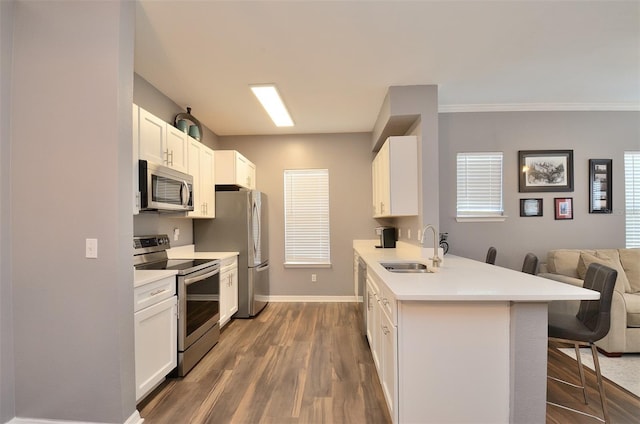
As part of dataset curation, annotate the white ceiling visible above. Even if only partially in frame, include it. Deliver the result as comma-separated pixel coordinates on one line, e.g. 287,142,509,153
134,0,640,136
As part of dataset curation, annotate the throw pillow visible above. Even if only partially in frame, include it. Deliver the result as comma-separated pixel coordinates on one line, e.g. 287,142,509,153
577,251,629,292
619,249,640,293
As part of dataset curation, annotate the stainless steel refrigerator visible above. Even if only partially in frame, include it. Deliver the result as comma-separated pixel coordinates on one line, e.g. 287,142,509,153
194,190,269,317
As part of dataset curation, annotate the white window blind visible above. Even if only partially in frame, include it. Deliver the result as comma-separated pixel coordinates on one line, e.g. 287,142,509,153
625,151,640,248
457,152,504,218
284,169,330,266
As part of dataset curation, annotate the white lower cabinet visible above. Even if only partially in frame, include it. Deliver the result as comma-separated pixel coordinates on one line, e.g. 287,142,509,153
366,275,381,371
219,256,238,328
365,270,398,423
134,277,177,402
380,307,397,419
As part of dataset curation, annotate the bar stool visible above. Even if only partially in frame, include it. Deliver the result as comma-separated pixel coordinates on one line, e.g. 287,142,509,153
485,246,497,264
547,262,617,423
521,253,538,275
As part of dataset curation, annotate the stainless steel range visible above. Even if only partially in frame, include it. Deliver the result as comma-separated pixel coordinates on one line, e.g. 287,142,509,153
133,235,221,376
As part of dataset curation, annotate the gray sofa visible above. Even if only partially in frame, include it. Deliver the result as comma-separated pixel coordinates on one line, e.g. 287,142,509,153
538,248,640,355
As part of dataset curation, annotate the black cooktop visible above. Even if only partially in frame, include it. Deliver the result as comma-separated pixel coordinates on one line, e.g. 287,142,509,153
135,258,218,275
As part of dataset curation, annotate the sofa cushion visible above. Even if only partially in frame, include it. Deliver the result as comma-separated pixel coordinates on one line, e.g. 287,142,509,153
619,248,640,293
577,250,630,293
547,249,588,278
623,293,640,327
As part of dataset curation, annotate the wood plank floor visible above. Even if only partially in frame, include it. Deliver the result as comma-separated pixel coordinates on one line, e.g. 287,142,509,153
139,302,640,424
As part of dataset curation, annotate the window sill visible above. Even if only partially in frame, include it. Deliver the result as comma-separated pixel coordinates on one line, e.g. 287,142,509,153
456,215,507,223
284,262,332,269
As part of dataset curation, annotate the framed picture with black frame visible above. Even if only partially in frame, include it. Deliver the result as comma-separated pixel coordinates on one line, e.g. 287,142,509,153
518,150,574,192
520,198,543,217
589,159,612,214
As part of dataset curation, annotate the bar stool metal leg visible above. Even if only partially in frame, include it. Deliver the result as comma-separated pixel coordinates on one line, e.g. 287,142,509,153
574,343,588,404
547,339,610,423
591,343,610,424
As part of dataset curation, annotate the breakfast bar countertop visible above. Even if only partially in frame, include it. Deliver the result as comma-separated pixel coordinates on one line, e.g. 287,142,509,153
353,239,599,302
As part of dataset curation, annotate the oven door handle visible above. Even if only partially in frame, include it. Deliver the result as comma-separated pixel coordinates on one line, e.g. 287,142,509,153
184,268,220,286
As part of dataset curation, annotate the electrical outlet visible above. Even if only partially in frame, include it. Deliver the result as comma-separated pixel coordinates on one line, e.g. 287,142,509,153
398,228,402,238
173,228,180,241
417,230,422,242
311,274,317,282
407,229,411,239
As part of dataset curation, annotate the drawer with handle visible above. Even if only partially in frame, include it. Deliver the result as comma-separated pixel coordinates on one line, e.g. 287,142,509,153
134,275,176,312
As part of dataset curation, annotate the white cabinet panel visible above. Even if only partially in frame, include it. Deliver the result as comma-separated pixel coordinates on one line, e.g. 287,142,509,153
134,295,177,402
165,125,189,173
138,107,167,167
187,139,215,219
136,105,189,173
372,136,418,218
215,150,256,190
219,256,238,327
381,307,397,419
133,104,140,215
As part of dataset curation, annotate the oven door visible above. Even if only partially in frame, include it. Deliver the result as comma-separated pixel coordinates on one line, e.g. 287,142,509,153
178,264,220,351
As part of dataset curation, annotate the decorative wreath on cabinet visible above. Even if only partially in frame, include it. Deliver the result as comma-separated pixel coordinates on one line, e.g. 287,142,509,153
174,106,203,141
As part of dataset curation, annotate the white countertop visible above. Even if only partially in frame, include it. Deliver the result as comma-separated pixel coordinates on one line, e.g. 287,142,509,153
166,244,239,260
134,269,178,288
354,240,599,302
133,245,238,289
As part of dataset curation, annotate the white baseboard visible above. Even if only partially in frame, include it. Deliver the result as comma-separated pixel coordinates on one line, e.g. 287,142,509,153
267,295,360,302
9,410,143,424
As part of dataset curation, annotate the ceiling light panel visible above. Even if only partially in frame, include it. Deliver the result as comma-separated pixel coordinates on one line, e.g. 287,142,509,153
250,84,294,127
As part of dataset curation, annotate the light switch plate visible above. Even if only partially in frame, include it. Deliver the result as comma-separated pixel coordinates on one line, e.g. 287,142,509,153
85,238,98,258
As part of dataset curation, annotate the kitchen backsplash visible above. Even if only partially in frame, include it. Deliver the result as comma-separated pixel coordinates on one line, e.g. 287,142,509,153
133,213,194,247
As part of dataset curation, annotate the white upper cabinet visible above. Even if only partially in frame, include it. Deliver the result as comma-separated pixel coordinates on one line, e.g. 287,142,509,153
215,150,256,190
165,125,189,173
372,136,418,218
137,106,188,173
187,138,215,219
133,104,140,215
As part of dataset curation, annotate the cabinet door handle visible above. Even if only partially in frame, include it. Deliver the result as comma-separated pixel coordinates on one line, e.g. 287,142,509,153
382,325,390,335
382,298,389,307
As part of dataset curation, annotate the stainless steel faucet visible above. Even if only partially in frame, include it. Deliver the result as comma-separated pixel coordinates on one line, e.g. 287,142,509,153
420,224,442,268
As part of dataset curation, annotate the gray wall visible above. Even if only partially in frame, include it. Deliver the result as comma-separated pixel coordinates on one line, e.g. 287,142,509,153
9,1,136,422
133,73,220,246
0,0,15,421
217,134,377,297
439,111,640,271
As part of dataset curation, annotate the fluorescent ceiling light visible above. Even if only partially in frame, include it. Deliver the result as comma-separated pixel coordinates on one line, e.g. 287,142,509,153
250,84,294,127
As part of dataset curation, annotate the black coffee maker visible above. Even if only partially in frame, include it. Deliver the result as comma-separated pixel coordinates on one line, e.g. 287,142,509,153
375,226,396,248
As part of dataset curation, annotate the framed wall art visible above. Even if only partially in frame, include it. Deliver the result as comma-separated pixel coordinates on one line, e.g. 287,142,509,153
589,159,612,214
520,198,543,217
554,197,573,220
518,150,574,192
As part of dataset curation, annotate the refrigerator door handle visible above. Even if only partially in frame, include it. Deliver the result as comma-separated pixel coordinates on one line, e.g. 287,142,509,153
256,262,269,272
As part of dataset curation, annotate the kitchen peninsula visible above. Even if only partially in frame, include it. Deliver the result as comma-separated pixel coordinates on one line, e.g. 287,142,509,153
354,240,599,424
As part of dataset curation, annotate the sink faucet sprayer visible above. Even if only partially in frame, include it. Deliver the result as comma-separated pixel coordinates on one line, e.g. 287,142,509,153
420,225,442,268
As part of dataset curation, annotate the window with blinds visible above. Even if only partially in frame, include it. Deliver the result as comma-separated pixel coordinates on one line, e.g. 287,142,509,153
284,169,331,267
625,151,640,248
456,152,504,220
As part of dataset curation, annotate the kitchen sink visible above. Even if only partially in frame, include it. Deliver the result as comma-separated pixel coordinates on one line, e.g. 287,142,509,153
379,261,431,273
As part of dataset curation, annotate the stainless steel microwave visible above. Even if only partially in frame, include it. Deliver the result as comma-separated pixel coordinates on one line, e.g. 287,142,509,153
139,160,194,212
